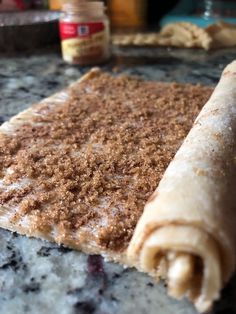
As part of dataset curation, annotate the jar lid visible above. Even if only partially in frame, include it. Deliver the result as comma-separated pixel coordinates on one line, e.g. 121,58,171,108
62,0,104,13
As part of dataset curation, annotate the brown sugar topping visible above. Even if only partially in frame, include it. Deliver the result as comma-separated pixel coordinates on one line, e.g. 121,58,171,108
0,71,213,252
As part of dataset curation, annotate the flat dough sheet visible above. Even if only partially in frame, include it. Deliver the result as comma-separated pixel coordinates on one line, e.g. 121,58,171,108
0,69,211,264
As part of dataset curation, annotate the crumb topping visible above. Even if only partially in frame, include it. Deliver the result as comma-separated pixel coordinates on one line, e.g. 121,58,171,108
0,71,212,251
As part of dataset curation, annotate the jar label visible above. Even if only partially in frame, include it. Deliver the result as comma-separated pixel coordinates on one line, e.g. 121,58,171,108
59,22,109,64
60,22,105,39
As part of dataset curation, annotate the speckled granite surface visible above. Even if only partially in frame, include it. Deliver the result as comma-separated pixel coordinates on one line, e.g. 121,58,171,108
1,46,236,314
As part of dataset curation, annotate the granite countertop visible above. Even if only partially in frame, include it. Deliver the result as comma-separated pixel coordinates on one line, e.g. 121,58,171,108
1,46,236,314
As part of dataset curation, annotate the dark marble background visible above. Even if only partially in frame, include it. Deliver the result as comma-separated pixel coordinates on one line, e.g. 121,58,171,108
0,46,236,314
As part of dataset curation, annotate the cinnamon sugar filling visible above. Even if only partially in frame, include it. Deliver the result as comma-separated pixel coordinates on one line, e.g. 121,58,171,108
0,71,212,251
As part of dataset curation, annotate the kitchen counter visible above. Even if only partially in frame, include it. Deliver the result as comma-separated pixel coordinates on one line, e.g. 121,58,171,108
0,46,236,314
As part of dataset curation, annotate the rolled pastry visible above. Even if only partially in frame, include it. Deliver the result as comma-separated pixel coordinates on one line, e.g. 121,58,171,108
127,61,236,312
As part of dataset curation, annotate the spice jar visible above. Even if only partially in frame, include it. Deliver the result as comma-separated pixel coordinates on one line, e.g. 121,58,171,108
59,0,110,65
